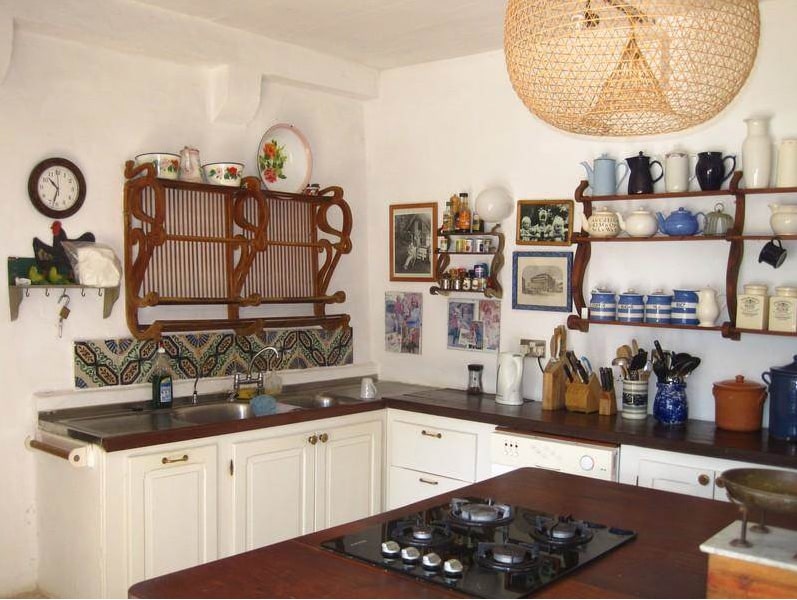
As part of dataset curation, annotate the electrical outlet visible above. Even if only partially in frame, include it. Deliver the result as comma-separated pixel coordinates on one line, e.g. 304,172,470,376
520,338,546,358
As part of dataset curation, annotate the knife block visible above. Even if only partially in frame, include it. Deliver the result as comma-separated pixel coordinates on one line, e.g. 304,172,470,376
541,359,567,411
599,389,618,416
565,373,601,414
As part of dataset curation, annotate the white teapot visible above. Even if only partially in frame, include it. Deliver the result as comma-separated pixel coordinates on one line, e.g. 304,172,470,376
582,206,622,238
619,207,658,238
770,203,797,235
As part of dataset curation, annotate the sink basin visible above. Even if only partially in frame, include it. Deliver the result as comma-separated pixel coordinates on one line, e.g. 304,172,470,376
279,392,360,410
172,402,254,424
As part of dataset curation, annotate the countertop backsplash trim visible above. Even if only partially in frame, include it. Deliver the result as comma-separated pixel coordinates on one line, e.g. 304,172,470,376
74,327,353,388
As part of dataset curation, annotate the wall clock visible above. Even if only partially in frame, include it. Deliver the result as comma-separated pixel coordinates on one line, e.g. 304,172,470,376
27,157,87,218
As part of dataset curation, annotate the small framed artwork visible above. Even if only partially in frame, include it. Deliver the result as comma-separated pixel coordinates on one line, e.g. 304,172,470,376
447,299,501,352
516,200,574,245
385,292,423,354
389,203,437,281
512,251,573,312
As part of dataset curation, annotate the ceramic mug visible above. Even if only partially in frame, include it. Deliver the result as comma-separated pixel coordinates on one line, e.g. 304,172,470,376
360,377,377,399
758,237,787,269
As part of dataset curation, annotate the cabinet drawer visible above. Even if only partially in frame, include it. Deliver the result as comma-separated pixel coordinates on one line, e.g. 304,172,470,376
637,459,715,499
390,419,478,482
387,466,468,510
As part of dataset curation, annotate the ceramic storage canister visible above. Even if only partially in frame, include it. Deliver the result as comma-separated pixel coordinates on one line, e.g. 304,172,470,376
712,375,767,432
617,290,645,323
671,289,700,325
736,284,769,330
644,290,672,324
590,288,617,322
768,286,797,333
762,355,797,441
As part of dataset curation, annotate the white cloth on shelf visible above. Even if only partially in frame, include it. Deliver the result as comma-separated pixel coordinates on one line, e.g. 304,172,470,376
62,242,122,287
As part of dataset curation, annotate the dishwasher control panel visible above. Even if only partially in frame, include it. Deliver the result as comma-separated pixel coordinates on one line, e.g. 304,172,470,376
490,431,618,481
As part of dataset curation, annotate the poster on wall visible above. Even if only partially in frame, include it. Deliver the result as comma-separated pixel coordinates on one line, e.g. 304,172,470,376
447,299,501,352
389,203,437,282
385,292,423,354
512,251,573,312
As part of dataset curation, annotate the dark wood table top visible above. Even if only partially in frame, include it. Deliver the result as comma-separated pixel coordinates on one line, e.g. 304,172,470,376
129,468,748,599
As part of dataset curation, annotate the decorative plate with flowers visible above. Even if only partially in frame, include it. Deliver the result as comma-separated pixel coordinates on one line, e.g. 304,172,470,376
257,124,313,193
258,139,287,184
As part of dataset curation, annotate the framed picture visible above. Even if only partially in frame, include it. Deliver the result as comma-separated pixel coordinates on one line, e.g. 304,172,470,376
512,251,573,312
516,200,574,245
385,292,423,354
447,299,501,352
389,203,437,281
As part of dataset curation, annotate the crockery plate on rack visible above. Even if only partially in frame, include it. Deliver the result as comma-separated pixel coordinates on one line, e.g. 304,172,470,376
257,123,313,193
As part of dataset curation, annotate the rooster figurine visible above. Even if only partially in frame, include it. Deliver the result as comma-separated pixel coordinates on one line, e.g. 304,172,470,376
33,221,95,282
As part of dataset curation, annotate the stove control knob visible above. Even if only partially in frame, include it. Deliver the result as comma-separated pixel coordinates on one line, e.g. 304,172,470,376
381,540,401,558
422,552,442,570
443,558,464,576
401,546,421,563
579,455,595,471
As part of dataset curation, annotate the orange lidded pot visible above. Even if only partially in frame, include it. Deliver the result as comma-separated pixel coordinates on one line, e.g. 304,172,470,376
712,375,767,432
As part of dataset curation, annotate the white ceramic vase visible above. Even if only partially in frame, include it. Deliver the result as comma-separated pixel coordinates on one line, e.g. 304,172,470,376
777,139,797,187
742,117,773,189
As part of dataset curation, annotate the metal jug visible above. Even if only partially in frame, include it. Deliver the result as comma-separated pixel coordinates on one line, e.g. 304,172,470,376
704,202,734,236
626,152,664,194
580,154,629,196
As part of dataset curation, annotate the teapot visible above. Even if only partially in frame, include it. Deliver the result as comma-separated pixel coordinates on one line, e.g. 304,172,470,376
582,206,622,238
769,203,797,235
619,207,658,238
656,207,706,236
626,151,664,194
580,154,629,196
704,202,734,236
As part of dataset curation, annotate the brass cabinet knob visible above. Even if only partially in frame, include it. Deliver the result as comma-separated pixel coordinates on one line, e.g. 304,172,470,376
698,474,711,486
308,434,318,445
319,433,329,443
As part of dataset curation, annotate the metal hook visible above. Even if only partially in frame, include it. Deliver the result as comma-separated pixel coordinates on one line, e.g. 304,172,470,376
81,288,86,297
45,288,50,297
58,291,71,306
25,289,30,298
98,289,103,297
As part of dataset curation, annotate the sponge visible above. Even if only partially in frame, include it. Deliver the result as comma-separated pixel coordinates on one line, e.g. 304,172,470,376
250,394,277,416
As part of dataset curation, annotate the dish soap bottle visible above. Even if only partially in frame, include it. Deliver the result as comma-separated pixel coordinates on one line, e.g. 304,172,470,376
151,343,174,408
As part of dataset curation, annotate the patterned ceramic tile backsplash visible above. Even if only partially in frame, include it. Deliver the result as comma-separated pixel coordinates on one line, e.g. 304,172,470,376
74,327,353,388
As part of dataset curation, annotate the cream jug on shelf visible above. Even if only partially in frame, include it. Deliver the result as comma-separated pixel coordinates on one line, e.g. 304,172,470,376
496,352,524,406
664,151,696,193
696,287,725,327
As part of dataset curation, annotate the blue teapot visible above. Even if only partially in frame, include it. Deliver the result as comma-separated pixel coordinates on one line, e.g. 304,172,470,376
656,207,706,236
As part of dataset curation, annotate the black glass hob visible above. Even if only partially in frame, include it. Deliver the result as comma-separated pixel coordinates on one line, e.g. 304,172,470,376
320,497,636,599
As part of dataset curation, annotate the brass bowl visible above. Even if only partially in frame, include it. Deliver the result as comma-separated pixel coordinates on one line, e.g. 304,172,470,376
717,468,797,515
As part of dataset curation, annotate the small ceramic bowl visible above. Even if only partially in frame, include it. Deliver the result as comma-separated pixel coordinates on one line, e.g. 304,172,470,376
202,163,245,187
135,153,180,179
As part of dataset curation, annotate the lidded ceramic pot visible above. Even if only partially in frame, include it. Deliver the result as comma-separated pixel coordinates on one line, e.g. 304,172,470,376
736,284,769,330
644,290,672,324
713,375,767,432
590,288,617,322
617,289,644,323
762,355,797,441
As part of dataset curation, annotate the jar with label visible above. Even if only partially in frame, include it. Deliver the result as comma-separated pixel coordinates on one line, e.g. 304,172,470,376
474,238,485,253
462,276,471,291
736,284,769,330
769,286,797,332
464,239,473,253
440,272,451,290
437,236,449,252
483,238,492,253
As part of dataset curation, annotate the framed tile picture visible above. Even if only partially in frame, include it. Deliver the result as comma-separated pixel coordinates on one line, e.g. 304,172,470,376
389,203,437,282
512,251,573,312
516,200,574,245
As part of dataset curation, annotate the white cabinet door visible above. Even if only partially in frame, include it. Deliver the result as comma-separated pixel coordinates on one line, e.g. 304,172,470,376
315,420,382,529
128,444,218,585
231,432,315,553
636,458,716,499
387,466,469,510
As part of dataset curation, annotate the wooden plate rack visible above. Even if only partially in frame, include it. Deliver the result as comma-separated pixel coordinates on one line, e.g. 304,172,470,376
123,161,352,340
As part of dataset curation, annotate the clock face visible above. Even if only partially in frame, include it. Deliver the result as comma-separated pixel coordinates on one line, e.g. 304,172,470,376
28,157,86,218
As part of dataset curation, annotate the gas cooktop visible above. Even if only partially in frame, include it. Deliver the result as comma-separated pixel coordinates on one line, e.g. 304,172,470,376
321,497,636,599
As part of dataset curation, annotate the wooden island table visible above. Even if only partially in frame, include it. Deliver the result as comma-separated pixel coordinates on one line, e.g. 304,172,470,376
129,467,759,598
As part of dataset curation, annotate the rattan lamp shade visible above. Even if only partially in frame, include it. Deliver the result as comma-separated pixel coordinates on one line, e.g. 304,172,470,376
504,0,760,137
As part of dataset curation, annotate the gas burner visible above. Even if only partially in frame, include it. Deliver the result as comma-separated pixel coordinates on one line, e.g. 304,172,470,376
476,542,539,573
529,514,594,548
449,497,514,527
390,520,452,548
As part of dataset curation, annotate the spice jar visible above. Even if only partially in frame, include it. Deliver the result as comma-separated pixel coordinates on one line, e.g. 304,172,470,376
440,272,451,290
769,286,797,332
467,364,484,394
736,284,769,330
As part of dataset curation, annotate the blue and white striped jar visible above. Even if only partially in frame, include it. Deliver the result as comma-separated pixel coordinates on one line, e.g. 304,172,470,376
671,289,700,325
589,288,617,321
617,289,645,323
645,290,673,324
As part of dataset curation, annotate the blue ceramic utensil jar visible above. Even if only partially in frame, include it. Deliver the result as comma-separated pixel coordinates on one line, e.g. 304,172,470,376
762,355,797,441
654,381,688,425
671,289,700,325
617,289,645,322
590,288,617,321
645,290,673,324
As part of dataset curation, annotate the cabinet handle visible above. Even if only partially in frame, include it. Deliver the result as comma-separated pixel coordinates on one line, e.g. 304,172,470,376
161,454,188,464
419,477,439,485
308,434,318,445
421,429,442,439
698,474,711,487
319,433,329,443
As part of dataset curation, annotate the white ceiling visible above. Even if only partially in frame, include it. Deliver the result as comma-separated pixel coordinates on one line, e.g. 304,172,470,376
131,0,507,69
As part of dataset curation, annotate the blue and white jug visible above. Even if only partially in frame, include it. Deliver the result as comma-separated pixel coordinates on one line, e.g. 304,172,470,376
590,288,617,321
617,289,645,323
645,290,673,324
671,289,700,325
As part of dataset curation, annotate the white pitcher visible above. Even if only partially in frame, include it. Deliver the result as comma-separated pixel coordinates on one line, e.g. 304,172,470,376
696,287,725,327
777,139,797,187
664,151,696,193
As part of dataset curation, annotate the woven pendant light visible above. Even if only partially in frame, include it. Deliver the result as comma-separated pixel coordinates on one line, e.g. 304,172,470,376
504,0,760,137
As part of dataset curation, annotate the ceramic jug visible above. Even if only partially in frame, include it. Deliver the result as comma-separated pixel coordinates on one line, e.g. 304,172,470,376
704,202,734,236
656,207,706,236
769,203,797,235
626,152,663,194
742,117,772,189
664,152,696,193
178,146,203,182
671,289,700,325
696,287,725,327
582,206,622,238
619,208,658,237
695,152,736,191
777,139,797,187
580,154,629,196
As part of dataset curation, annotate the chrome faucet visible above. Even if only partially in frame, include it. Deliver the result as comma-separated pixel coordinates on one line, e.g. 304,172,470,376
192,357,214,404
232,345,280,399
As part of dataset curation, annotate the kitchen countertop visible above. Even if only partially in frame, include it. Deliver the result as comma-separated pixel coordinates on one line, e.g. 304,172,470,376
128,467,751,598
39,381,796,467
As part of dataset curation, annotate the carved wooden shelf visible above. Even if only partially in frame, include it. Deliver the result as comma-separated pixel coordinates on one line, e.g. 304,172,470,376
572,234,729,243
567,315,724,334
123,161,352,340
430,225,505,299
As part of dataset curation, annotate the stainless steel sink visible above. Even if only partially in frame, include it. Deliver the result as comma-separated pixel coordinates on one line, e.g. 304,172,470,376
278,392,361,409
172,402,255,424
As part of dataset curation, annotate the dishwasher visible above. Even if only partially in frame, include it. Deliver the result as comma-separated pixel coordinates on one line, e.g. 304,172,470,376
490,429,619,482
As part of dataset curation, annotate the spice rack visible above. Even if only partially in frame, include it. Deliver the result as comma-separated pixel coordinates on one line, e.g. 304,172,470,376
565,172,797,340
429,226,505,298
